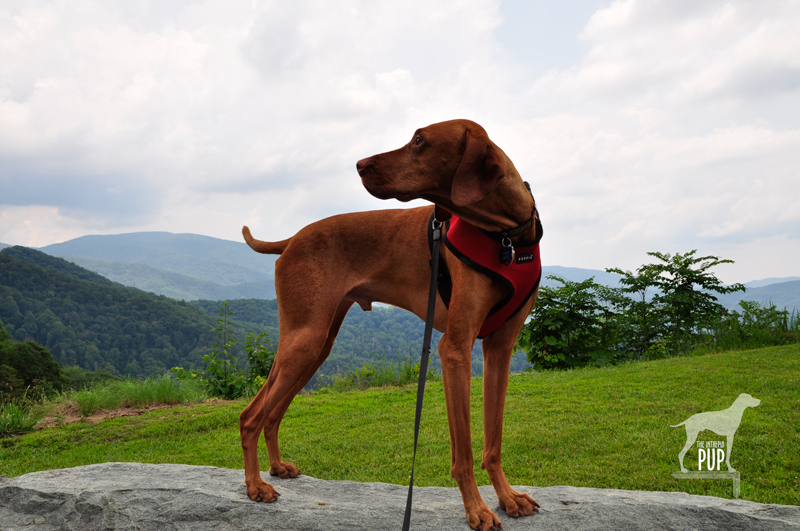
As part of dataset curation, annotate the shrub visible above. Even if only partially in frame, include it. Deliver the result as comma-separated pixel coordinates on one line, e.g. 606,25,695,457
517,276,622,370
173,303,277,399
61,366,120,391
608,251,745,356
200,302,247,399
245,330,275,381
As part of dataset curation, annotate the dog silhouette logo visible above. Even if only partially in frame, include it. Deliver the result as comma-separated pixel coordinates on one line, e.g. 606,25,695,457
671,393,760,473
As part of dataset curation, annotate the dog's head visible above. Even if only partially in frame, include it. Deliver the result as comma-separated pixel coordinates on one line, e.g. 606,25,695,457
356,119,507,209
735,393,761,409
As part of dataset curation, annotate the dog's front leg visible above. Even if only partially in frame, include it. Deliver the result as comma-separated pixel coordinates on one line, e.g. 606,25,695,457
438,279,503,531
480,304,540,519
439,332,502,531
725,433,736,471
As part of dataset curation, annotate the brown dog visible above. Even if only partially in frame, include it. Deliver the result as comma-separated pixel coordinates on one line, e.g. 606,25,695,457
239,119,540,530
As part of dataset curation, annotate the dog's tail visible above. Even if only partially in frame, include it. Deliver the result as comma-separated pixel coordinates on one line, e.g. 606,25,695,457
242,226,291,255
670,420,686,428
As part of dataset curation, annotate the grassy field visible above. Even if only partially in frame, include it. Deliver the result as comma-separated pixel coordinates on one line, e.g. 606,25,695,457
1,344,798,505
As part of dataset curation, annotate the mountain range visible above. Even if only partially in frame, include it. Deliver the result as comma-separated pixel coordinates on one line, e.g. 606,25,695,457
716,280,800,313
40,232,278,300
27,232,797,311
1,232,796,379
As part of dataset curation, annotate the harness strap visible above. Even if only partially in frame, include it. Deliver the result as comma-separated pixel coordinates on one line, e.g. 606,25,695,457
501,214,534,239
402,217,441,531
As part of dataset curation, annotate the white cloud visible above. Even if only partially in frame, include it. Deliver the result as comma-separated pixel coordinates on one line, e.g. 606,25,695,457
0,0,798,283
496,0,800,281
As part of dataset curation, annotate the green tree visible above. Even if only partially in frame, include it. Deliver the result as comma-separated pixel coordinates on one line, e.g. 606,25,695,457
0,319,66,399
202,302,246,398
605,266,663,358
0,364,23,398
638,251,744,352
516,276,622,370
0,320,9,343
244,329,275,381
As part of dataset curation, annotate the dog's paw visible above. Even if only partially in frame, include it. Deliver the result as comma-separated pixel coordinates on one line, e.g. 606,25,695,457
269,461,301,478
466,503,503,531
499,489,540,518
247,480,280,503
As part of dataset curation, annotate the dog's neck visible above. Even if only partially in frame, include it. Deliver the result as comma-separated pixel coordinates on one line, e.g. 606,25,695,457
443,168,537,242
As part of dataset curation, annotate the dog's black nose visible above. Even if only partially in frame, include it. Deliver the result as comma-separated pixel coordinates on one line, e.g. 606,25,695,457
356,157,372,174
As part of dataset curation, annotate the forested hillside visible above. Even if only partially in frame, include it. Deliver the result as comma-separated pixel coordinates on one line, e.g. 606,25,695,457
190,299,530,377
3,247,118,287
0,248,517,382
192,299,441,372
191,299,446,377
66,257,275,301
0,247,219,376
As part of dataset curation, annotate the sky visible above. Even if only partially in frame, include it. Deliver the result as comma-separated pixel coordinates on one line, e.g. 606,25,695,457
1,0,798,284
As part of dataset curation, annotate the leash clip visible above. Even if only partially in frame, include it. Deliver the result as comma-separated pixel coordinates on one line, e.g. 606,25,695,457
500,237,515,266
431,217,443,242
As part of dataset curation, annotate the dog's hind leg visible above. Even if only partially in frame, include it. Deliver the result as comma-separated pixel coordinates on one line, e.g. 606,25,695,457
263,300,353,478
677,426,699,472
240,298,350,502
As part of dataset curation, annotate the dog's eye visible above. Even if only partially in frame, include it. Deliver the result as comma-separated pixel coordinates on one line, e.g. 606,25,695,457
415,136,422,145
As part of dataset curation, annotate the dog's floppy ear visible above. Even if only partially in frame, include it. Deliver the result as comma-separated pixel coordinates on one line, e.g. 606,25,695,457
451,128,505,206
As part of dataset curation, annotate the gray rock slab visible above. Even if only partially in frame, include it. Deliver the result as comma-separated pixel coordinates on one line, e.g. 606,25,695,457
1,462,798,531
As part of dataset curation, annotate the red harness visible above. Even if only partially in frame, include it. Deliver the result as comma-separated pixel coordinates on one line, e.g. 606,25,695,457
429,210,543,338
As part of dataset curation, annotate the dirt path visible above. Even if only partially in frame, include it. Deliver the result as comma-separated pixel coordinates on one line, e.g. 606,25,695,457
34,399,230,429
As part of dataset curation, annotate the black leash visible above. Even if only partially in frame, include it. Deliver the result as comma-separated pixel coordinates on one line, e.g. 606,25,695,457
402,216,442,531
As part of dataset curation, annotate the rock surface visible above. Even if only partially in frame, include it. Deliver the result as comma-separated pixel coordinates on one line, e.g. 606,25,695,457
1,462,799,531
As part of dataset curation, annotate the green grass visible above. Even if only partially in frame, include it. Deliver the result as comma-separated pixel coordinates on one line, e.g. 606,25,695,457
1,345,798,506
316,355,440,391
0,402,38,437
0,375,207,437
66,374,208,416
